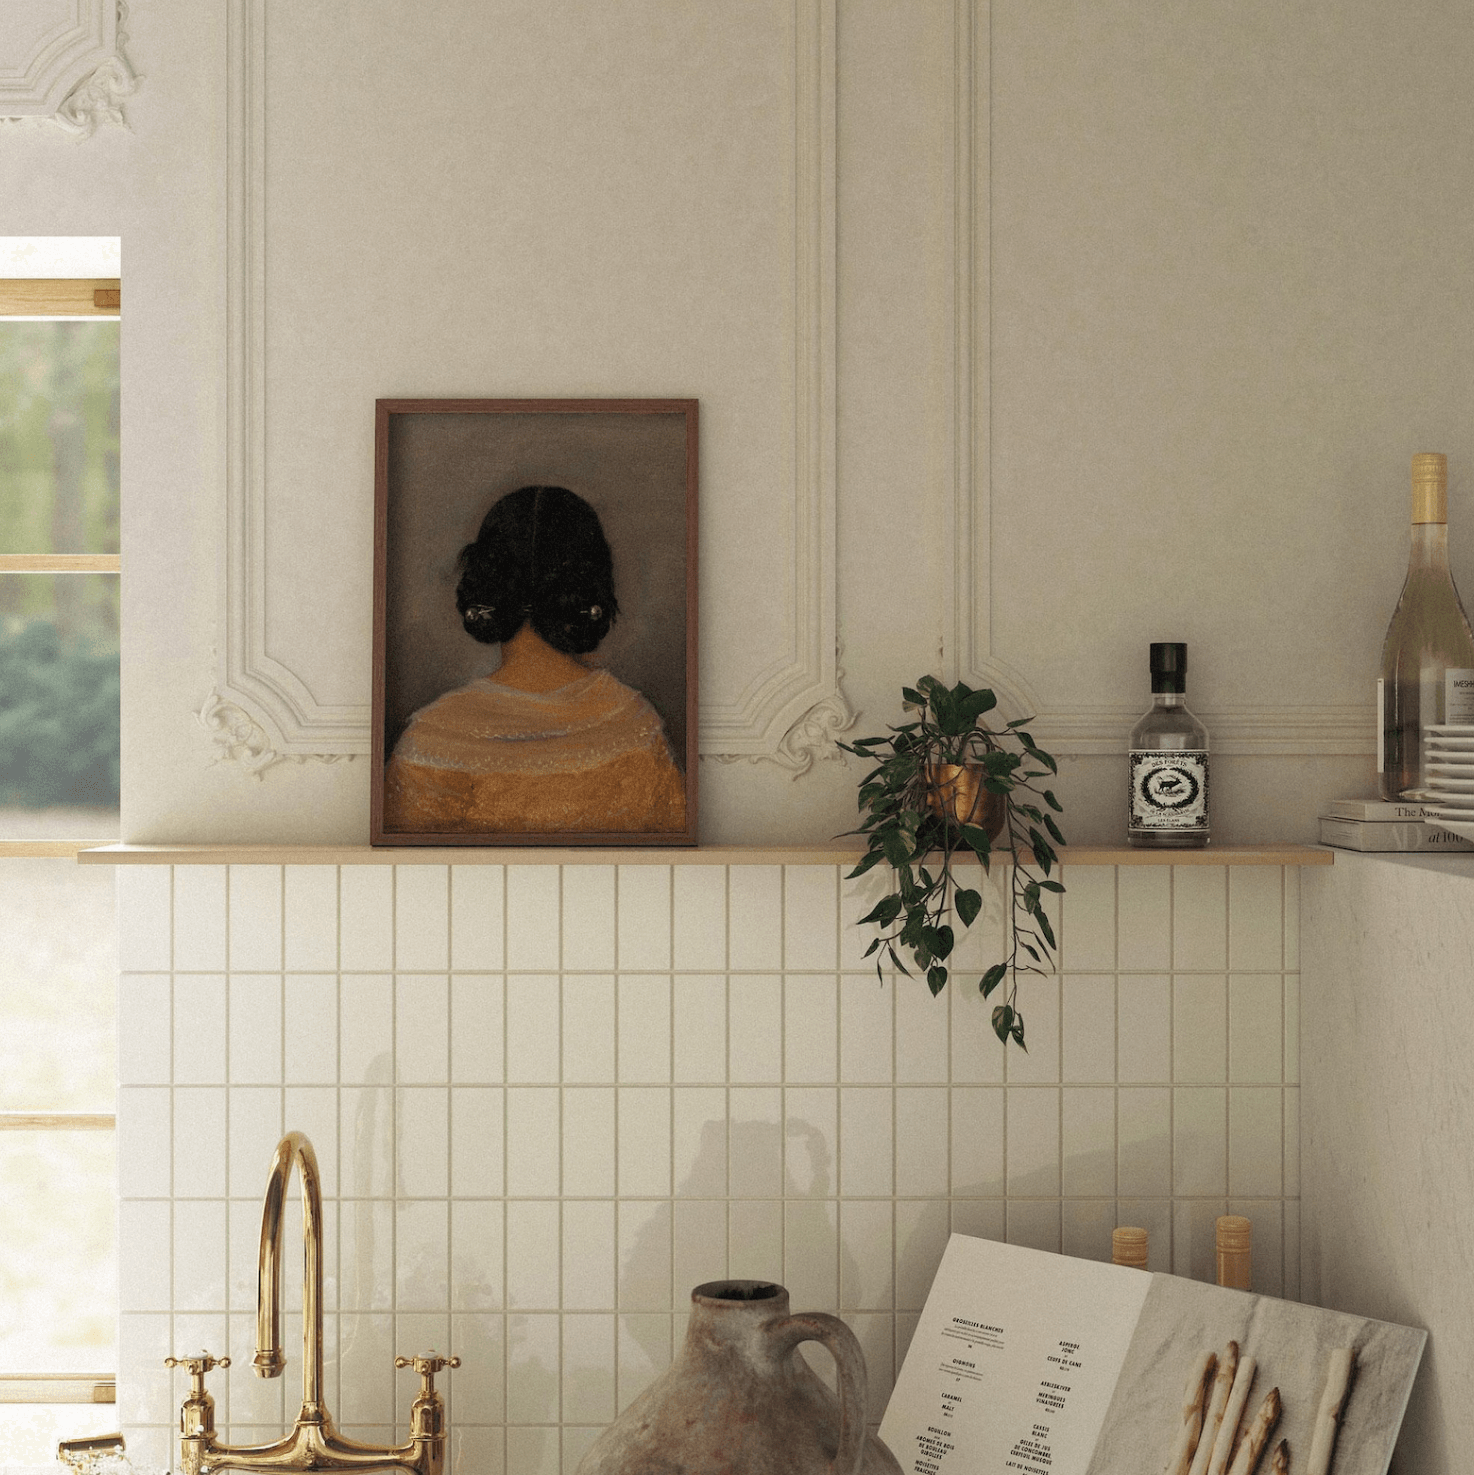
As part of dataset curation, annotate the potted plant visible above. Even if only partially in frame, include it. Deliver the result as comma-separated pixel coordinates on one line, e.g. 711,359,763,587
838,675,1066,1048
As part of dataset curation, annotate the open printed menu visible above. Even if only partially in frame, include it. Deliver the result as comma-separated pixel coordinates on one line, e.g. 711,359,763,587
879,1236,1425,1475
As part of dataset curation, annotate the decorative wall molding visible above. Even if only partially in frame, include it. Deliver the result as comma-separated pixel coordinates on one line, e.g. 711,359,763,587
695,0,847,760
215,0,848,770
1031,705,1375,758
956,1,1370,759
0,0,137,138
197,690,356,777
707,645,857,777
952,1,1041,727
216,0,368,758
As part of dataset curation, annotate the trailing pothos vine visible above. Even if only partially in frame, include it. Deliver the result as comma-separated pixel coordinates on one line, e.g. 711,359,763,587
838,676,1066,1049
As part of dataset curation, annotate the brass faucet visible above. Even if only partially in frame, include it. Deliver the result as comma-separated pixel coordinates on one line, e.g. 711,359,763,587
167,1132,459,1475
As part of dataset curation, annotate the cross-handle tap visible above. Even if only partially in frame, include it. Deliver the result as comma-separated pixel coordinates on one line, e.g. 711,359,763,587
165,1352,231,1475
395,1353,459,1444
168,1135,463,1475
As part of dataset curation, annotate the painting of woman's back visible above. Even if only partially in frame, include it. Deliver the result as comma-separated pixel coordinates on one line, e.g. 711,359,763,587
373,402,697,845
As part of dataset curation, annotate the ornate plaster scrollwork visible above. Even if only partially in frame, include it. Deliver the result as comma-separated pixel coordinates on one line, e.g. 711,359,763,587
49,54,136,139
707,653,858,778
770,686,859,776
0,1,137,139
197,690,355,778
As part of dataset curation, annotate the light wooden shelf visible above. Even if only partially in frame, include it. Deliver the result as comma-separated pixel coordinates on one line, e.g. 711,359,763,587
72,842,1334,867
0,839,118,858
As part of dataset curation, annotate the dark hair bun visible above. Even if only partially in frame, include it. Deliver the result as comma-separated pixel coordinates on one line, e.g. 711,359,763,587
456,485,618,655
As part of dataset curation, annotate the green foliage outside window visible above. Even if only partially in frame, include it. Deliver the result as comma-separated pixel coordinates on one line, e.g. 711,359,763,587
0,617,119,807
0,320,120,809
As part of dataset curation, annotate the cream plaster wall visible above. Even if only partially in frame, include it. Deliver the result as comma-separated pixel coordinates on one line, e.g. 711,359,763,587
7,1,1474,843
1301,852,1474,1475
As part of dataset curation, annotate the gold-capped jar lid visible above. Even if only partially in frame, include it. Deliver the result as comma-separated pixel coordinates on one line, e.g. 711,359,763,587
1412,451,1448,524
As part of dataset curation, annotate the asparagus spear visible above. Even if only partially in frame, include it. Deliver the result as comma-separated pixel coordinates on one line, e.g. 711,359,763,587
1165,1351,1217,1475
1206,1355,1257,1475
1270,1440,1290,1475
1226,1387,1281,1475
1189,1343,1239,1475
1305,1348,1356,1475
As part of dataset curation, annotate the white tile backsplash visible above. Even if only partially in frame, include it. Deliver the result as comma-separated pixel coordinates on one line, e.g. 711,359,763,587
283,866,338,971
120,973,173,1085
1061,974,1115,1084
1115,866,1171,971
1060,865,1115,971
450,866,505,971
561,867,616,971
1228,866,1283,971
173,867,227,972
784,866,838,970
671,972,726,1082
1172,974,1226,1083
506,867,560,971
1228,973,1283,1084
118,859,1302,1462
1172,865,1227,970
727,866,782,970
395,866,449,971
671,866,726,971
118,867,171,971
339,869,394,972
617,865,672,971
229,867,283,971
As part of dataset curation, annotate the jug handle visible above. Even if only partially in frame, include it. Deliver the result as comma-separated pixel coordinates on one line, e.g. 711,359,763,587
772,1312,868,1475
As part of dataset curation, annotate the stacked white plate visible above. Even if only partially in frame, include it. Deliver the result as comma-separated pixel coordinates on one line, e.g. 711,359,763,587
1421,724,1474,839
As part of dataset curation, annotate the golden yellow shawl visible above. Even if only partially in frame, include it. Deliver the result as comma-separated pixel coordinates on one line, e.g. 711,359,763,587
383,669,686,835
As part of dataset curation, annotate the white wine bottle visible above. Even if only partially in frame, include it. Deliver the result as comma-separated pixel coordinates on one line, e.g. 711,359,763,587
1215,1214,1252,1291
1379,452,1474,800
1128,642,1210,847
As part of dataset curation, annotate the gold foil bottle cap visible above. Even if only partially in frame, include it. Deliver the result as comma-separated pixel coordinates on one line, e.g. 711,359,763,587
1412,451,1448,524
1111,1226,1148,1269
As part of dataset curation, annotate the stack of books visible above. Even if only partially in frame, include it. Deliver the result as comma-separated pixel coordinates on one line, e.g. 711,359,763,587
1319,798,1474,851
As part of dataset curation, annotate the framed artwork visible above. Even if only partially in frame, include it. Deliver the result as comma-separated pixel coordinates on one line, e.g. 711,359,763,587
371,398,698,846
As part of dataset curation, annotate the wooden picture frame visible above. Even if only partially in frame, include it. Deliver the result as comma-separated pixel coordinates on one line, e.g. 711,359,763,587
371,399,698,847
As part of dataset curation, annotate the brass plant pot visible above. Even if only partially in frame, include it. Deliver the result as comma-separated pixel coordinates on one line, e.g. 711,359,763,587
928,762,1007,840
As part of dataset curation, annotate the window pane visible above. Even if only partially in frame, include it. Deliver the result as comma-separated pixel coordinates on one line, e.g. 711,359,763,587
0,1405,120,1467
0,320,119,555
0,860,116,1112
0,1130,116,1375
0,572,119,828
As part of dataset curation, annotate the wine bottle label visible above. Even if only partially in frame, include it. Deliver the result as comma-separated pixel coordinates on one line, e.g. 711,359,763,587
1377,678,1385,772
1128,751,1209,829
1446,668,1474,724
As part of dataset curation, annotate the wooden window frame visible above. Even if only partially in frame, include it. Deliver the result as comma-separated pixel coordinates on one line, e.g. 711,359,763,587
0,279,121,856
0,277,121,1410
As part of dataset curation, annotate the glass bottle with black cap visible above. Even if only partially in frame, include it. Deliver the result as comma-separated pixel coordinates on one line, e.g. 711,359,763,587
1127,642,1210,848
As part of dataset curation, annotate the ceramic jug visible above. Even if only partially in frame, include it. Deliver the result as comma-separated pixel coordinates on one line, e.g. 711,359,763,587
576,1280,903,1475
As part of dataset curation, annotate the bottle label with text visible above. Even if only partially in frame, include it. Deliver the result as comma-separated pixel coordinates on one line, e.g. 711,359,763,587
1445,668,1474,724
1128,751,1209,830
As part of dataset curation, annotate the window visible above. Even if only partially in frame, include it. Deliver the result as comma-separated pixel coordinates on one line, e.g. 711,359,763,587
0,239,120,1462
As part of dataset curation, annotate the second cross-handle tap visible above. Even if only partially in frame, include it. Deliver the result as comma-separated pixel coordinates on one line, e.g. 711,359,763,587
165,1353,231,1475
395,1354,459,1447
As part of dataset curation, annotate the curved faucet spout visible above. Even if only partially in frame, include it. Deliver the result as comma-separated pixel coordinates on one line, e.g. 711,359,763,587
253,1132,325,1418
